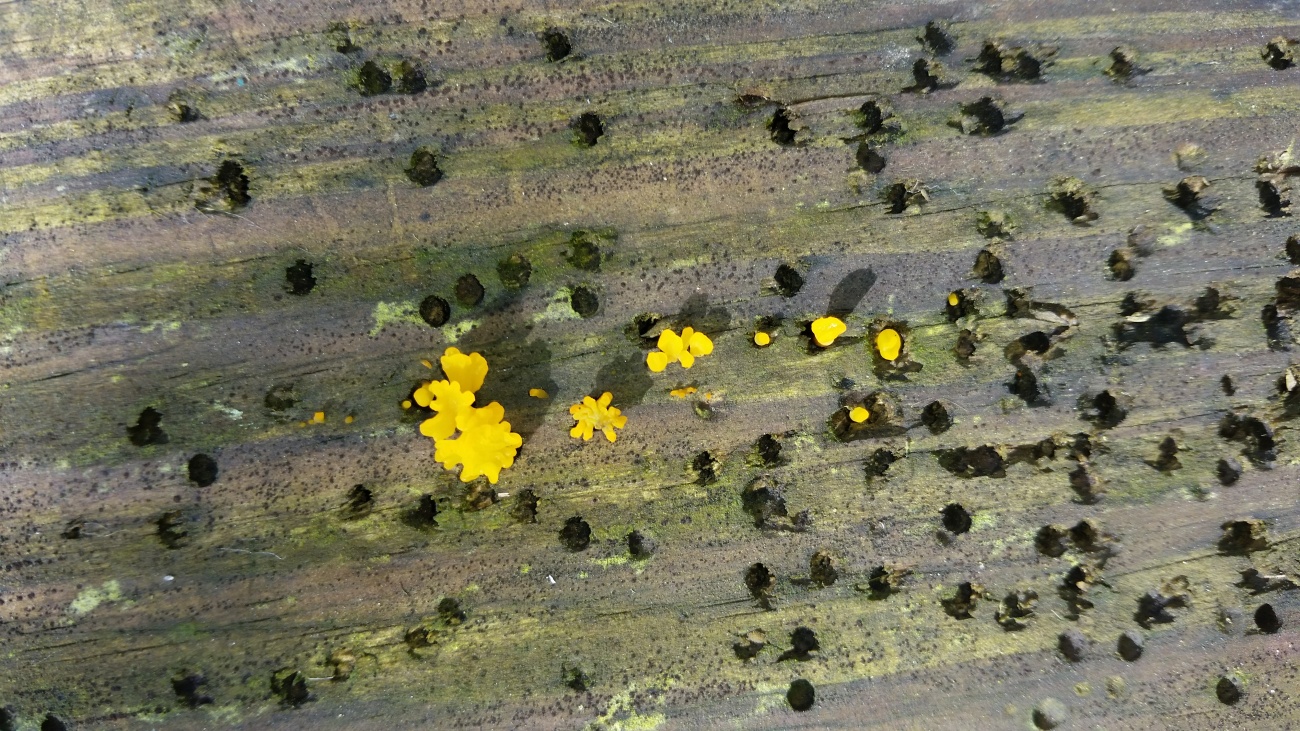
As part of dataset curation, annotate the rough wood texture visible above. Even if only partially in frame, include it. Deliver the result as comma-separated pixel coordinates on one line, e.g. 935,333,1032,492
2,0,1299,728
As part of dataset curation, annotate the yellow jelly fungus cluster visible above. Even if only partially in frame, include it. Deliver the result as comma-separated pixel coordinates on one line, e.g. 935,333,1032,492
669,386,697,398
876,328,903,361
849,406,870,423
753,331,772,347
569,392,628,442
646,327,714,372
810,316,847,347
947,292,960,307
415,347,522,484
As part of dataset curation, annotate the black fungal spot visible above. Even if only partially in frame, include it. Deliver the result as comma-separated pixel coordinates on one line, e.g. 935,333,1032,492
627,530,656,559
949,96,1021,135
327,21,359,53
768,107,796,145
1219,519,1268,553
690,451,720,485
863,565,910,599
565,230,606,271
1165,175,1218,220
1017,331,1052,355
572,112,604,147
271,668,310,707
453,273,485,307
1217,457,1242,486
562,665,589,692
169,100,202,123
856,99,892,133
1009,366,1043,403
745,562,775,608
1108,248,1134,281
559,516,591,551
831,391,905,441
40,716,66,731
742,474,789,529
995,589,1038,630
405,147,442,187
511,489,539,523
1287,234,1300,264
541,28,571,62
0,707,14,731
1220,414,1276,462
973,248,1004,283
755,433,783,467
1035,524,1069,557
975,40,1056,81
1057,629,1087,662
862,448,901,480
1105,46,1147,79
1135,581,1189,627
1114,304,1196,347
1047,176,1097,224
1033,699,1069,730
920,401,952,434
774,263,804,297
187,454,218,487
156,510,188,549
1216,675,1244,705
403,494,439,529
954,329,978,361
976,209,1014,239
1117,630,1144,661
908,57,952,92
211,160,250,211
941,503,972,534
392,59,426,94
786,679,815,711
881,179,928,213
418,295,450,327
1263,36,1298,70
497,254,532,289
264,384,297,412
128,406,168,446
942,581,986,619
918,20,956,55
569,286,599,318
437,597,466,625
1254,603,1282,633
355,60,392,95
778,627,819,661
732,629,767,660
285,259,316,296
62,517,84,539
856,141,886,173
344,484,373,519
172,673,214,708
937,445,1005,478
1083,390,1127,428
945,289,977,321
1069,463,1104,503
1257,177,1291,217
809,551,837,587
626,312,661,345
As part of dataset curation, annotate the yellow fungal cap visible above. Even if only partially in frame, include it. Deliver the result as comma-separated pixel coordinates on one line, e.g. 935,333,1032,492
401,399,413,410
876,328,903,361
947,292,959,307
849,406,870,423
647,326,713,372
433,401,522,484
569,391,628,443
669,386,697,398
440,347,488,393
754,331,772,347
312,411,326,423
529,387,549,399
417,379,476,442
344,415,355,424
811,316,847,347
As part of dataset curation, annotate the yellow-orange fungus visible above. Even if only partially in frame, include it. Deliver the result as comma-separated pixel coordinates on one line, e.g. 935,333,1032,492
312,411,325,423
345,415,355,424
440,347,488,393
529,388,549,399
754,331,772,347
401,400,412,410
849,406,870,423
876,328,903,361
569,391,628,443
947,292,959,307
670,386,697,398
421,359,433,369
647,327,714,372
433,402,522,484
811,316,847,347
418,379,475,441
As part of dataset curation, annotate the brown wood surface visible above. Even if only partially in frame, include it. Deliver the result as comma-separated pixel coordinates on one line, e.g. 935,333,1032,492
1,0,1299,728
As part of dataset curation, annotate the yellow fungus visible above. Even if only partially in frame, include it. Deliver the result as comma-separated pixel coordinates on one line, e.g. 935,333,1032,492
440,347,488,393
947,292,959,307
401,400,412,410
754,331,772,347
876,328,903,361
810,316,847,347
344,415,355,424
529,387,549,399
433,402,522,483
420,359,433,369
647,326,714,372
849,406,870,423
312,411,326,423
669,386,697,398
569,392,628,443
418,380,475,442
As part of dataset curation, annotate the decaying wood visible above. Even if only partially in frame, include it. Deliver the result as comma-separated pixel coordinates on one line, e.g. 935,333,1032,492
1,0,1299,728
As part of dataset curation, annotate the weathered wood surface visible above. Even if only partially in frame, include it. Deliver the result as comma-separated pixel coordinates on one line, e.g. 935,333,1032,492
2,0,1300,728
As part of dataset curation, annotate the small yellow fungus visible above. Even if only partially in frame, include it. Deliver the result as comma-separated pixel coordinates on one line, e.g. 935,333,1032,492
849,406,870,423
344,415,355,424
401,400,412,410
947,292,959,307
312,411,326,423
876,328,903,361
810,316,847,347
417,379,475,441
754,331,772,347
669,386,698,398
529,387,549,399
440,347,488,393
433,402,522,484
420,359,433,369
569,392,628,443
646,326,714,372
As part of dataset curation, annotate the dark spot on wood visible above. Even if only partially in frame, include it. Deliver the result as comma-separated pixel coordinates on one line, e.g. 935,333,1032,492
128,406,168,446
343,484,373,519
745,562,775,608
863,448,901,479
285,259,316,295
541,29,571,62
40,716,66,731
881,179,928,213
941,503,972,534
1069,463,1104,503
954,328,978,360
1262,36,1298,69
402,494,439,529
559,516,591,551
768,107,797,145
271,668,310,707
562,665,589,692
774,263,804,297
862,565,910,599
937,445,1005,478
856,141,886,173
975,40,1056,81
1217,457,1242,486
689,450,719,485
976,209,1014,239
856,99,892,133
732,629,766,660
1082,389,1127,428
942,581,987,619
1219,414,1276,462
511,489,538,523
973,248,1004,283
1057,629,1087,661
418,295,450,326
405,147,442,187
264,384,296,411
572,112,604,147
1134,579,1189,627
949,96,1021,135
156,510,188,549
786,679,815,711
1117,630,1144,661
1216,674,1244,705
1257,176,1291,217
809,550,837,587
920,401,952,433
453,273,485,307
392,60,426,94
569,285,599,318
1047,176,1097,224
778,627,819,661
1105,46,1147,79
907,57,952,92
627,530,655,559
1219,519,1268,553
497,254,532,289
172,673,214,707
995,589,1038,630
564,231,606,271
1108,248,1134,280
918,20,955,55
754,433,783,467
187,454,218,487
355,60,392,95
